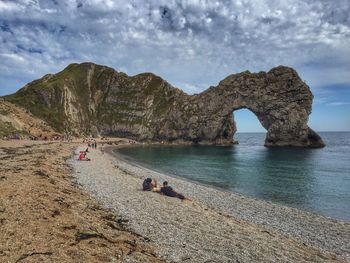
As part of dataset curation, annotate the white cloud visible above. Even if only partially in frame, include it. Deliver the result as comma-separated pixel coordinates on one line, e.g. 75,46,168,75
0,0,349,96
0,53,26,62
0,1,21,12
327,102,350,107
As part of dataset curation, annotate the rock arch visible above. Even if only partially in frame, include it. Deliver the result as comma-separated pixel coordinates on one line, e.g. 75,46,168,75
4,62,325,147
173,66,325,147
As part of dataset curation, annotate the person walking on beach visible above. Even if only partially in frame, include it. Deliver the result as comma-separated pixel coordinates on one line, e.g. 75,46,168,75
160,181,185,200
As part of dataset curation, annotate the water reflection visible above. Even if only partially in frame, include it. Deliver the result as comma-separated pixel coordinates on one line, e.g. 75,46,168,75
116,132,350,221
250,148,315,208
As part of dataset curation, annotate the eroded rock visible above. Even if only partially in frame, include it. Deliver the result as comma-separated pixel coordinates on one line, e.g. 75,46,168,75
3,63,325,147
183,66,325,147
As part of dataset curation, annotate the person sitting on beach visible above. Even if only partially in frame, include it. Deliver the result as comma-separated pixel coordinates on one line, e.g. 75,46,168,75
78,151,91,161
142,178,159,192
160,181,185,200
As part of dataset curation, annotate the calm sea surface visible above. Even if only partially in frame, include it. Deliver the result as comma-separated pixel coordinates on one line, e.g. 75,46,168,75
115,132,350,221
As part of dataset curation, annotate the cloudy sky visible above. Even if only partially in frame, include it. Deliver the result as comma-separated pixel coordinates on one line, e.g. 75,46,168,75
0,0,349,132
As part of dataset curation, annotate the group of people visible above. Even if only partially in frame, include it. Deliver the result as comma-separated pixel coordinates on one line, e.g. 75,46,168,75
142,178,185,200
83,139,97,149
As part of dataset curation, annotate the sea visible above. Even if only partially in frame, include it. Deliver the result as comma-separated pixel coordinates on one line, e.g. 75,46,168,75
115,132,350,222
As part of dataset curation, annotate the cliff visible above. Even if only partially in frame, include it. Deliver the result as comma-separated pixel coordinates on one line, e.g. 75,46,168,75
3,62,325,147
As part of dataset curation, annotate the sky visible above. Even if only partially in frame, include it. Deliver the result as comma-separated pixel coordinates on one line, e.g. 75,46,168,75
0,0,349,132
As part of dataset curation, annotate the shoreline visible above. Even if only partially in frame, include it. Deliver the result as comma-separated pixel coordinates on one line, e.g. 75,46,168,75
110,145,240,195
112,144,349,223
109,146,350,255
72,143,350,262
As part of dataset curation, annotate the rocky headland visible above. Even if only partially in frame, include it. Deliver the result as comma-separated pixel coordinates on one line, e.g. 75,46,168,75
2,62,324,147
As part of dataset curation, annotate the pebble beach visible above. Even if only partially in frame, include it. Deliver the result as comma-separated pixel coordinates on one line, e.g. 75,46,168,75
72,144,350,263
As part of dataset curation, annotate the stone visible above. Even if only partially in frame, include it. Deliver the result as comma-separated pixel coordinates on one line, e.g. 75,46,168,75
3,62,325,147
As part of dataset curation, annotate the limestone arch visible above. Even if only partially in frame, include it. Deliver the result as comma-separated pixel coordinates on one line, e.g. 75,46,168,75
186,66,325,147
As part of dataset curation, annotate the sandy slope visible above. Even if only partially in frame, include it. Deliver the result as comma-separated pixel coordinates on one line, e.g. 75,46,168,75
0,99,57,138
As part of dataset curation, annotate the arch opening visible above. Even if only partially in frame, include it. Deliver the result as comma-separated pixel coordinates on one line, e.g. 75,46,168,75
233,108,267,144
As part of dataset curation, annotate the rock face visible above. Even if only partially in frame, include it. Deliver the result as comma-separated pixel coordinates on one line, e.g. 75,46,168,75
3,62,325,147
187,66,325,147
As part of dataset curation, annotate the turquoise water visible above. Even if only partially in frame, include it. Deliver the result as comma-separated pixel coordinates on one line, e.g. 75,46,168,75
115,132,350,221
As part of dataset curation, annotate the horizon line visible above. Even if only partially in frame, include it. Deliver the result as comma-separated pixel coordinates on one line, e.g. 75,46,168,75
235,130,350,133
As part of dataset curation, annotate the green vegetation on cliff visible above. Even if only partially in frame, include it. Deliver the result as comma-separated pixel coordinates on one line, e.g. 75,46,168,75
1,62,324,147
3,62,181,137
0,120,18,137
5,81,67,132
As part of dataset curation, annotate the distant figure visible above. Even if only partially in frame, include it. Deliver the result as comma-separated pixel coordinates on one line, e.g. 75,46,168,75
160,181,185,200
78,151,91,161
143,178,159,192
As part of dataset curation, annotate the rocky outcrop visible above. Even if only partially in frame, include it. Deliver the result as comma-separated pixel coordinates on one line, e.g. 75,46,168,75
3,62,325,147
182,66,325,147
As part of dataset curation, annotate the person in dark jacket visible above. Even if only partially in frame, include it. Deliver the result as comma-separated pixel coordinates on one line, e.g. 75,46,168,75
160,181,185,200
142,178,159,192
